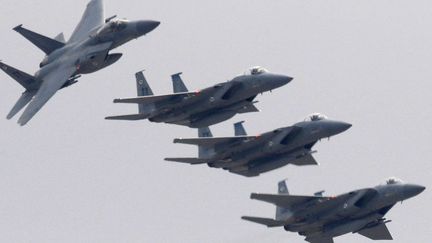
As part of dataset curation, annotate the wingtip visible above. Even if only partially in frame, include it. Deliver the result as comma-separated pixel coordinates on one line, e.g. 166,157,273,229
13,24,23,31
136,69,145,74
113,99,120,103
171,72,183,77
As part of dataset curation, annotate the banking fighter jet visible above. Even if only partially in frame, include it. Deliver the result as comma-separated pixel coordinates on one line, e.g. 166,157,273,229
0,0,160,125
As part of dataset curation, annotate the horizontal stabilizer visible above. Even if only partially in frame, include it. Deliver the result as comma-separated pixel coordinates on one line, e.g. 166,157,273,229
113,91,197,104
358,222,393,240
291,154,318,166
13,25,65,55
0,61,41,90
105,113,150,120
173,135,256,147
250,193,326,209
54,32,66,43
241,216,285,227
164,157,212,164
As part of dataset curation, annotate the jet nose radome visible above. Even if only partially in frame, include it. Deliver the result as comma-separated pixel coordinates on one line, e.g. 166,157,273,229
403,184,426,199
325,121,352,137
279,75,293,86
267,74,293,90
136,20,160,36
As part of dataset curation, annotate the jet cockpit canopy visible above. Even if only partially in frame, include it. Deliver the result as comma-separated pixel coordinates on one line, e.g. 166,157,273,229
99,19,128,35
386,177,404,185
244,66,268,75
305,113,328,122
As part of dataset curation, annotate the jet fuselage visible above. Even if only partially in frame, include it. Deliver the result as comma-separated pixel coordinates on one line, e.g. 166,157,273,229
38,19,160,75
284,182,425,239
148,72,292,127
207,118,351,175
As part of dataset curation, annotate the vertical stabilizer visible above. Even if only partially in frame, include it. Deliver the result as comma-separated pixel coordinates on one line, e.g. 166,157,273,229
53,32,66,43
198,127,213,158
135,70,154,114
198,127,213,138
276,180,291,220
171,72,188,93
234,121,247,136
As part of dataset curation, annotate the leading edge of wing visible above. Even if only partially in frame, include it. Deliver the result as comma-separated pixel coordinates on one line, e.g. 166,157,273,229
241,216,285,227
113,91,198,104
173,136,257,147
250,193,328,209
164,157,212,164
69,0,104,43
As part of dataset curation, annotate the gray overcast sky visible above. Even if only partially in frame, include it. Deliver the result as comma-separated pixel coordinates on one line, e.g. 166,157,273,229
0,0,431,242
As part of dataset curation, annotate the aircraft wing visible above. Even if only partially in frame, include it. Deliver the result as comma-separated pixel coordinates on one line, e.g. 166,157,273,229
113,91,198,105
305,236,334,243
358,223,393,240
173,136,257,147
69,0,104,43
105,113,151,121
291,153,318,166
164,157,213,164
241,216,285,227
17,63,77,125
250,193,329,209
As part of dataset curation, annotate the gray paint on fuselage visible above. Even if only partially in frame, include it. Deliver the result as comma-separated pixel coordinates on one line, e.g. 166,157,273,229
167,114,351,176
243,178,425,242
108,68,291,128
155,72,291,127
1,0,160,125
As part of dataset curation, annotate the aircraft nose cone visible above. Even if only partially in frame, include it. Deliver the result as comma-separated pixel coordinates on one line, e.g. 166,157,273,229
327,121,352,136
269,74,293,89
282,76,293,85
404,184,426,198
136,20,160,35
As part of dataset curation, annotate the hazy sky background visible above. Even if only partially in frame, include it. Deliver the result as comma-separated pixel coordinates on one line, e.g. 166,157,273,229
0,0,431,242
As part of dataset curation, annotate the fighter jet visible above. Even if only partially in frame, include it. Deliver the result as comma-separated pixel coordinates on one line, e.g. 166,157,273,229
0,0,160,125
165,113,351,177
105,67,291,128
242,178,425,243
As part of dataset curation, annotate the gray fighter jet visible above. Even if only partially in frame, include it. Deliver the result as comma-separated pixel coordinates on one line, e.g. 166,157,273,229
105,67,291,128
242,178,425,243
165,113,351,177
0,0,159,125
